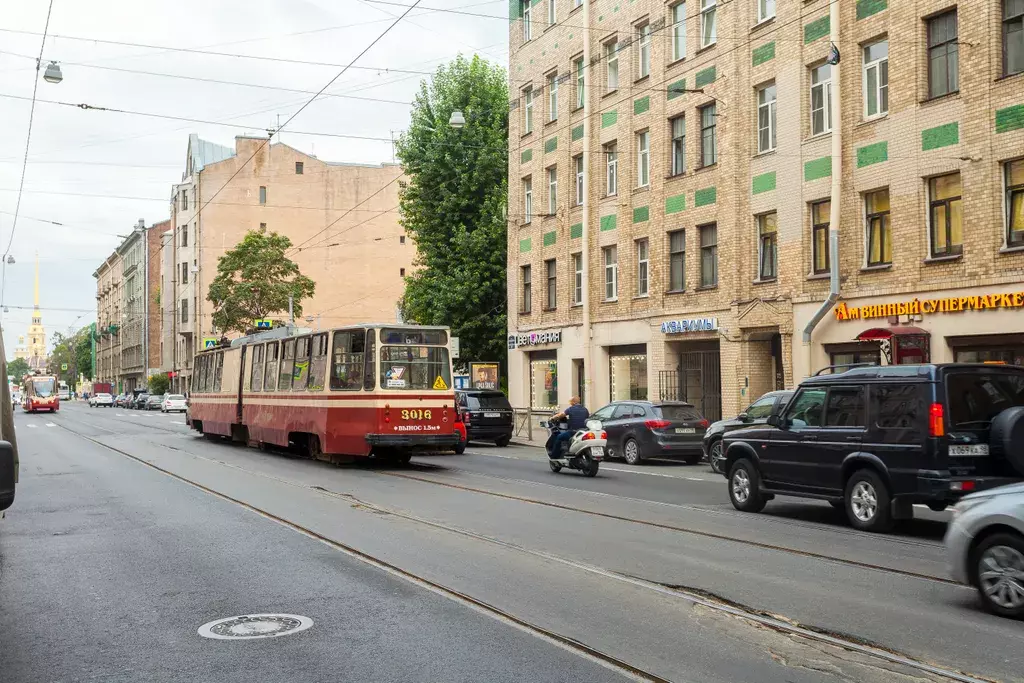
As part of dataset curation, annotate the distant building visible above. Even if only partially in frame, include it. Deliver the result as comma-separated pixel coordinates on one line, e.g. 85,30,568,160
14,255,48,373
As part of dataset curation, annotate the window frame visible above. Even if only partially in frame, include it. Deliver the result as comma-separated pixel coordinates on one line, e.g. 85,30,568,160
757,82,777,153
523,177,533,223
637,130,650,188
668,229,685,291
548,0,556,26
811,200,831,274
756,0,775,24
865,188,892,266
699,103,717,167
603,245,618,301
572,252,583,305
548,165,558,214
1006,158,1024,247
1005,0,1024,77
574,155,584,206
295,161,304,175
605,40,619,92
523,0,532,41
671,2,686,61
636,21,651,79
757,212,778,281
575,57,585,109
670,115,686,176
328,330,366,392
636,238,649,296
927,10,959,99
547,71,559,122
521,264,533,314
544,258,557,310
700,0,717,48
862,39,889,119
606,142,618,195
258,186,267,205
929,173,963,258
810,63,833,136
699,222,718,288
523,86,534,133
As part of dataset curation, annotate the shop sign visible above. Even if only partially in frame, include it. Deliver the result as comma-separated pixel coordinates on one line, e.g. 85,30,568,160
661,317,719,334
509,330,562,348
835,292,1024,322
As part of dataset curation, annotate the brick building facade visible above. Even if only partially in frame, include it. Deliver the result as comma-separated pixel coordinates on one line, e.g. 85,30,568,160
507,0,1024,422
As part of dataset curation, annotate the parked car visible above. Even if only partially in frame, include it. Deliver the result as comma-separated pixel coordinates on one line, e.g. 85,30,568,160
161,394,187,413
704,390,794,474
588,400,708,465
455,389,514,447
146,394,164,411
92,393,114,408
452,411,467,455
132,393,150,410
723,363,1024,533
946,483,1024,619
116,393,129,407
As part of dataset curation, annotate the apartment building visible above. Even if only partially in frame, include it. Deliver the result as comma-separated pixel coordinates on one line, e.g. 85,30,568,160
163,134,411,393
93,253,122,389
507,0,1024,421
119,222,147,391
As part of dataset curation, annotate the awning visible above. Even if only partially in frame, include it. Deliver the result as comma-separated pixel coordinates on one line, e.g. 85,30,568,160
856,326,929,341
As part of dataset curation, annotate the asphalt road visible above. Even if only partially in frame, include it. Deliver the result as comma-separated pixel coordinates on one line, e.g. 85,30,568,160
1,402,1021,683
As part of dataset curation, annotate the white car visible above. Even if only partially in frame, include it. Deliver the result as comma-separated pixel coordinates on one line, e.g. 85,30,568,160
92,393,114,408
161,394,187,413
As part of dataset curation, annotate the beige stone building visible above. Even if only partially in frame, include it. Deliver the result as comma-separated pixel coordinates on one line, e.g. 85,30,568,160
507,0,1024,422
93,252,122,388
163,135,411,392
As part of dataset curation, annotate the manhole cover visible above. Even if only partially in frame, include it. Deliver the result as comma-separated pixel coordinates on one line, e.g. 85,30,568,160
197,614,313,640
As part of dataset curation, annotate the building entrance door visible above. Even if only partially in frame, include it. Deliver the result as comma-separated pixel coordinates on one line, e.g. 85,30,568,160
658,348,722,421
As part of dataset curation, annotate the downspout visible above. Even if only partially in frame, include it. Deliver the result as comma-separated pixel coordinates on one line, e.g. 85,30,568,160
802,0,842,377
580,0,593,405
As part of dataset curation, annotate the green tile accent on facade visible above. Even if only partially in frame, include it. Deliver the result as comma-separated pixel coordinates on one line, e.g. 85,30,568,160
633,96,650,115
633,206,649,223
752,41,775,66
751,171,776,195
521,149,532,163
667,79,687,100
856,141,888,168
543,230,557,246
856,0,887,19
571,124,584,141
665,193,686,214
570,222,583,239
695,66,716,88
509,0,521,20
996,104,1024,134
602,110,618,128
694,186,717,207
804,15,829,44
544,136,558,154
600,214,617,231
519,237,532,253
804,156,832,181
598,15,603,21
921,122,959,151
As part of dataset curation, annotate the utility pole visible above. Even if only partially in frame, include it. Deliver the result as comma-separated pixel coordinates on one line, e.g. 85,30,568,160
580,0,593,407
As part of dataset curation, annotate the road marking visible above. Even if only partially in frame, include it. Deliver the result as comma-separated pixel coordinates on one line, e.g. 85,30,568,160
45,423,55,427
26,424,37,428
173,421,185,425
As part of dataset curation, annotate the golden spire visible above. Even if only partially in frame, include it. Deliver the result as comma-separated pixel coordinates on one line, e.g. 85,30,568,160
33,251,39,309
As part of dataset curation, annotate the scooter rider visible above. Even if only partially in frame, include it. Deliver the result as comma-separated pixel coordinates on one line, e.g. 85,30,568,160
546,396,590,458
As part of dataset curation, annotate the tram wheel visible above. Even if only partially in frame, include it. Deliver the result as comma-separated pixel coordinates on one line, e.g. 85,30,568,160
307,434,322,460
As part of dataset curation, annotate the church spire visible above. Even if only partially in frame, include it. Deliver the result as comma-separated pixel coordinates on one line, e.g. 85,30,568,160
33,252,39,309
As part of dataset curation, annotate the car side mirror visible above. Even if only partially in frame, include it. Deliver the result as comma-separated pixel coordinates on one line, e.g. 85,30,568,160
586,419,602,431
766,414,782,428
737,412,749,422
0,440,16,511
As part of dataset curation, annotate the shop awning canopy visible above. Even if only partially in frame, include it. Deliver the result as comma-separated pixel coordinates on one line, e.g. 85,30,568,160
856,326,930,341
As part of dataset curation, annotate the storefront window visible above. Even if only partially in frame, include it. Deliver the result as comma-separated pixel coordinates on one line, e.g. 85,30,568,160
530,355,558,410
610,352,648,401
830,350,880,373
954,348,1024,366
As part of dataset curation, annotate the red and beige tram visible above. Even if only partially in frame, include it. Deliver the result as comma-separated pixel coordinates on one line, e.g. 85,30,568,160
187,324,458,461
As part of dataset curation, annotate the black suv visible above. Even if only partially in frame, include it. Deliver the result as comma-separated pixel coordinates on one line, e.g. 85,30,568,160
703,390,793,474
455,390,514,447
722,364,1024,532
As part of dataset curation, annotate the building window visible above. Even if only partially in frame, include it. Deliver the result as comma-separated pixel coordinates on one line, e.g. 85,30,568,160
523,0,532,41
523,177,533,223
295,161,304,174
548,166,558,214
699,223,717,287
669,230,685,291
181,262,189,285
523,86,534,133
636,239,649,296
544,259,557,309
757,83,777,153
700,0,716,48
637,131,650,187
865,189,892,266
180,298,188,324
929,173,963,257
260,222,266,230
1006,0,1024,76
610,351,648,401
757,0,775,23
575,57,585,109
637,22,651,78
758,213,777,280
811,200,831,274
863,39,889,118
928,10,959,98
521,265,532,314
606,142,618,195
400,234,406,244
530,356,558,410
603,246,618,300
573,0,582,8
259,186,267,205
810,63,832,135
181,224,188,247
547,72,559,121
671,2,686,61
181,190,188,211
831,350,881,373
699,103,717,167
670,116,686,175
1007,159,1024,246
572,253,583,305
548,0,556,25
574,155,584,206
606,40,619,92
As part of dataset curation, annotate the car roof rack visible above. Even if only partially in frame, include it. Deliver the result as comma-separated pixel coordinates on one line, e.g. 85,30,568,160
813,362,876,376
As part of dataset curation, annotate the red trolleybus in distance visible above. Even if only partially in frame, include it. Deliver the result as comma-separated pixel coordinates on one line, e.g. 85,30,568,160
188,324,458,463
21,374,59,413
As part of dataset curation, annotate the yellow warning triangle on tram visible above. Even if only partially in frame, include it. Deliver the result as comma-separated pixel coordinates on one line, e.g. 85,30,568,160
432,376,448,390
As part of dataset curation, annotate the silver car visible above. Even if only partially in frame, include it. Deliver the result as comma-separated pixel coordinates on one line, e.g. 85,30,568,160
946,483,1024,619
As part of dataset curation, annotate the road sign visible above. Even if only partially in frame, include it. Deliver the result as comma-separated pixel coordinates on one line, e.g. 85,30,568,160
255,319,272,329
202,337,218,349
60,363,68,371
450,336,460,359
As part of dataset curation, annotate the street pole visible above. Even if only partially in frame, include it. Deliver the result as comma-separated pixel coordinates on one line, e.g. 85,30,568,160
580,0,593,406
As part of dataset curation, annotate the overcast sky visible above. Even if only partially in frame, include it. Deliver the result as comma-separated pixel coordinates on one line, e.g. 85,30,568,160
0,0,508,361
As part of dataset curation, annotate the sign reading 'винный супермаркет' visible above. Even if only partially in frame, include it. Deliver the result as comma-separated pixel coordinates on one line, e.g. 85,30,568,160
835,292,1024,321
661,318,719,334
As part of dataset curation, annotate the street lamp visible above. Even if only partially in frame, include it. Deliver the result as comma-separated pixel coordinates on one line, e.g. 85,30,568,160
448,110,466,129
42,61,63,84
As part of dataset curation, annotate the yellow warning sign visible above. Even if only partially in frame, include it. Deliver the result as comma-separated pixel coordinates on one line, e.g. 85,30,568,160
432,375,448,390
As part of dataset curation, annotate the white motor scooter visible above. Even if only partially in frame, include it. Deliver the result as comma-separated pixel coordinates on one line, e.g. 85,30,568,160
541,417,607,477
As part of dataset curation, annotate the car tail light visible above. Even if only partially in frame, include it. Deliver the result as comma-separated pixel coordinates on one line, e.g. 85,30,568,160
582,432,596,440
929,402,944,437
454,409,463,423
698,419,710,429
384,403,391,424
950,480,976,492
462,411,471,424
644,419,672,430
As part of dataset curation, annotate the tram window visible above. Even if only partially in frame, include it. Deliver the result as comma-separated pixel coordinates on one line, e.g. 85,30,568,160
200,355,210,393
364,329,376,391
279,340,296,391
379,345,451,390
213,352,224,392
330,330,365,390
292,337,311,391
380,328,447,346
251,344,265,392
264,341,280,391
308,334,328,391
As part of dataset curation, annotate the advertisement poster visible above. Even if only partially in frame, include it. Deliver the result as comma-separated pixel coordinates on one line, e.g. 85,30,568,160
470,363,500,390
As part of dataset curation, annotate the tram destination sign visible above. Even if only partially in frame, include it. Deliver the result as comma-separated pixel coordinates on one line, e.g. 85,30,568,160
661,317,719,334
508,331,561,349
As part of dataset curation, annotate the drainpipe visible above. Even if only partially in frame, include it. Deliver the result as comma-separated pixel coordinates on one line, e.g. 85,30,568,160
580,0,593,405
802,0,842,377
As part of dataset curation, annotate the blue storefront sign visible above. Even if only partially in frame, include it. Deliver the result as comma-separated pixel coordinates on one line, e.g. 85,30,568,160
661,317,719,334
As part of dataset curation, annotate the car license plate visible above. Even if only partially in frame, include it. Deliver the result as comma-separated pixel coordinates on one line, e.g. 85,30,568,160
484,412,501,418
675,427,695,434
949,444,988,456
590,447,604,456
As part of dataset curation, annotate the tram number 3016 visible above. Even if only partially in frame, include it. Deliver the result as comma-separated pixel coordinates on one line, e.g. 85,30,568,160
401,409,433,420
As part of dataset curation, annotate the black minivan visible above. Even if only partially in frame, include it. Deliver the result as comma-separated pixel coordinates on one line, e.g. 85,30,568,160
722,364,1024,532
455,390,514,447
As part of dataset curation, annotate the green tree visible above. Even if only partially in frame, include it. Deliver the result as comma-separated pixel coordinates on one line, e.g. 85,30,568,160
395,55,509,367
6,357,29,379
148,373,169,395
207,227,316,334
46,328,92,386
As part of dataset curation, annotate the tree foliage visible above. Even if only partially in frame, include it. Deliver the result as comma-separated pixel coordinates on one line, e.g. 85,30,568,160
46,329,92,386
207,227,316,334
148,373,169,395
396,55,509,367
6,357,29,380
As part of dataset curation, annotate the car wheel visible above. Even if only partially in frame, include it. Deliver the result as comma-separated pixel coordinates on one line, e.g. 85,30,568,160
495,436,510,447
622,437,643,465
972,532,1024,619
709,439,725,474
728,459,766,513
548,460,562,473
844,469,893,532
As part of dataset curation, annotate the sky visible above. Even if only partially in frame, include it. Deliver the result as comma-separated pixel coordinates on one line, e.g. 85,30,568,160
0,0,509,360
